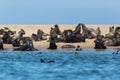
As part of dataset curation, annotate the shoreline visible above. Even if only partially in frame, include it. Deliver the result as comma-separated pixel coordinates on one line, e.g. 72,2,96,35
3,39,120,51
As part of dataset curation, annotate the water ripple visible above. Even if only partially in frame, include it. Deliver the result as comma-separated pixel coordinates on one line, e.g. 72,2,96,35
0,48,120,80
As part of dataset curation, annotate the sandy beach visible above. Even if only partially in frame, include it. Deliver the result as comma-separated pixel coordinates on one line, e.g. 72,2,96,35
0,24,120,50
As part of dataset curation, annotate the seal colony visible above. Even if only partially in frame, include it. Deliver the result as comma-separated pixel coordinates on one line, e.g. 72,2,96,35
0,24,120,51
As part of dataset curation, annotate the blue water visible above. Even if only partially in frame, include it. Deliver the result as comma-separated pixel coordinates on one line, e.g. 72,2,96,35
0,48,120,80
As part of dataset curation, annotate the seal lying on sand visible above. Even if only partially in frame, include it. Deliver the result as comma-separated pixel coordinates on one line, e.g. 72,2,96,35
18,29,25,38
31,29,48,41
105,26,120,46
49,24,86,43
61,44,76,49
48,39,57,50
0,27,16,44
12,38,21,47
14,37,38,51
94,35,107,49
0,37,4,50
60,24,86,42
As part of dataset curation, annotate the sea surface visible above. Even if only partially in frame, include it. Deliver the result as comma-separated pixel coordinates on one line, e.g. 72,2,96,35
0,48,120,80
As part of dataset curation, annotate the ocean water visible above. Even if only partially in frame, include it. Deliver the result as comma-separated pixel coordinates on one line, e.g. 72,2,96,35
0,48,120,80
